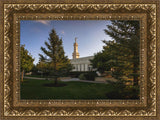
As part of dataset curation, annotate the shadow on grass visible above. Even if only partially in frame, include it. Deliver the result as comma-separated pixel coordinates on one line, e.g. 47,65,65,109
43,83,67,87
21,80,29,83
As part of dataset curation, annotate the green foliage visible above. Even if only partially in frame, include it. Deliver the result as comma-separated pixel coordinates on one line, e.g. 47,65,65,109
106,81,140,99
69,71,87,78
90,51,112,73
39,28,72,84
69,71,97,79
36,61,50,76
91,20,140,85
20,45,34,72
78,74,86,80
78,72,97,81
84,72,97,81
30,64,38,75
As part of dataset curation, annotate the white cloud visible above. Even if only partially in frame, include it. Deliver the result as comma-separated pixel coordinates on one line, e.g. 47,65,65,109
61,30,65,35
35,20,50,25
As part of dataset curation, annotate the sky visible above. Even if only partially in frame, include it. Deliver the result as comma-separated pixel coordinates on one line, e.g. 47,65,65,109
20,20,112,65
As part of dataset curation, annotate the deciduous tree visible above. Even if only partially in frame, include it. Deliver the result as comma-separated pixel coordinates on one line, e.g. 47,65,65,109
20,45,34,82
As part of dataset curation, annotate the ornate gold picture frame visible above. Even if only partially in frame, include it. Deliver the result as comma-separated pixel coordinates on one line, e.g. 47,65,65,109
0,0,160,119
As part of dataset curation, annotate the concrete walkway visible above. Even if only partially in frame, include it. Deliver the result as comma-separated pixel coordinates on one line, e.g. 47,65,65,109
24,76,49,80
24,76,108,84
61,78,108,84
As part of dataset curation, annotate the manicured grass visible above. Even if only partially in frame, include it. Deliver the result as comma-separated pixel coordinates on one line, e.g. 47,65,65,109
25,74,45,78
20,78,114,99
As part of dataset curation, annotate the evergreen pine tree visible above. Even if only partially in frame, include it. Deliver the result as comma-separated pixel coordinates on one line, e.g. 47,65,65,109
91,20,140,85
104,20,140,85
39,28,72,85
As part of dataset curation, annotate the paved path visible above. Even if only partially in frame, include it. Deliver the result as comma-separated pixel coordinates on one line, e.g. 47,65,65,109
61,78,108,84
24,76,50,80
24,76,108,84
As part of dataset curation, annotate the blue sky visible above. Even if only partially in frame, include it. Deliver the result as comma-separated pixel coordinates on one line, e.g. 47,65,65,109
20,20,112,65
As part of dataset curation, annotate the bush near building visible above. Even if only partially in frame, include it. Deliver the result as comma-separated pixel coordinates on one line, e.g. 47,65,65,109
69,71,96,77
77,71,97,81
78,74,86,80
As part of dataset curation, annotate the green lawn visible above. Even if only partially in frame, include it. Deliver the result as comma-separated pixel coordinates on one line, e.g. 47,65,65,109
25,74,45,78
20,78,115,99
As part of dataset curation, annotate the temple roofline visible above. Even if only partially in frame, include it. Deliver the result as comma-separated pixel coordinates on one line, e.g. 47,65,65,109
70,56,94,60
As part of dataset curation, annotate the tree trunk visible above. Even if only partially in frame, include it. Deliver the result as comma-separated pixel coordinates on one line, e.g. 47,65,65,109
21,70,24,82
53,61,58,85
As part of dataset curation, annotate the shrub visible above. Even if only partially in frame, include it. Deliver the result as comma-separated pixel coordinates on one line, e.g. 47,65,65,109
69,71,97,79
69,72,86,78
84,72,97,81
78,74,86,80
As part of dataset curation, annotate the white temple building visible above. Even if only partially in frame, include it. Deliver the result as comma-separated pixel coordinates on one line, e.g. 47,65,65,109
70,38,94,71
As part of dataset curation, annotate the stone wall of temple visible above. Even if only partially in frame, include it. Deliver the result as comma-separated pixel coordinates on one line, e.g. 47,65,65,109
70,56,94,71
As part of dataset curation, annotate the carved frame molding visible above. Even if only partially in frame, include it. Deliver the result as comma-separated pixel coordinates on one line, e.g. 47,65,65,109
0,0,159,119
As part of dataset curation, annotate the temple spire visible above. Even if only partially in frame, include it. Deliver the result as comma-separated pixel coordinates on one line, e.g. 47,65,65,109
72,37,79,59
